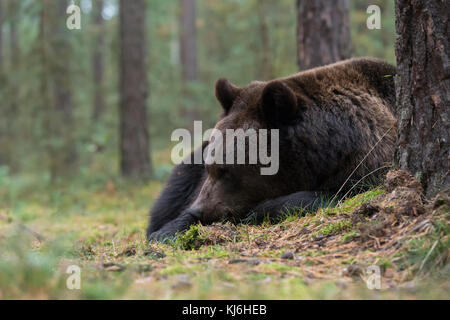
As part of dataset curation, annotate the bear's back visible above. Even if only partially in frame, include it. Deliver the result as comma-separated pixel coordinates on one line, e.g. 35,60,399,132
282,57,396,114
280,58,397,191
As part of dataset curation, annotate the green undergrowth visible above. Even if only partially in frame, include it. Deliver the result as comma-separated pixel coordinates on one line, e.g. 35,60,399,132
0,177,448,299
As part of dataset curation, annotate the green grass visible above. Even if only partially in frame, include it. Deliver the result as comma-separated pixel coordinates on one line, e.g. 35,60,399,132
314,220,353,237
0,174,448,299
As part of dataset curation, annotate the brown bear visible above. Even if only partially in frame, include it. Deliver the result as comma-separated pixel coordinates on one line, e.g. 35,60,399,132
147,57,397,241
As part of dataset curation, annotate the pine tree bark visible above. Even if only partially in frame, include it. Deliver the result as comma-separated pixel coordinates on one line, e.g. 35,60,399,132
394,0,450,198
119,0,152,179
92,0,105,122
296,0,352,70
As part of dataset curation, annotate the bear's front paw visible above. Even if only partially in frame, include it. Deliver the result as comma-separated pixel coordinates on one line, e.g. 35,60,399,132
148,229,178,243
148,210,197,242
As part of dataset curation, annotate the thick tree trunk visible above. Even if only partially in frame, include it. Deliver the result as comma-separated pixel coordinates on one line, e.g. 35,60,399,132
296,0,352,70
394,0,450,198
119,0,152,179
92,0,105,122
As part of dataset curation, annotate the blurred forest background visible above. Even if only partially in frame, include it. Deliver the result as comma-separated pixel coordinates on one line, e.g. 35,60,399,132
0,0,395,189
1,1,449,300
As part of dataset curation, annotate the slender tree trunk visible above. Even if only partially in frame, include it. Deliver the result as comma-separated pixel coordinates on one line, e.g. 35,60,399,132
394,0,450,198
40,0,50,174
296,0,352,70
179,0,198,126
2,0,20,171
9,0,18,66
8,0,19,114
180,0,197,82
0,1,3,67
257,0,273,80
0,1,5,165
119,0,152,179
41,0,77,177
92,0,105,122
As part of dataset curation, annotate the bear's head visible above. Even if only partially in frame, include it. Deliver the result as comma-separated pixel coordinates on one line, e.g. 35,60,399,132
185,78,310,223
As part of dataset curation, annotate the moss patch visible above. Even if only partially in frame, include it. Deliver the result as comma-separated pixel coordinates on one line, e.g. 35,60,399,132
0,170,448,299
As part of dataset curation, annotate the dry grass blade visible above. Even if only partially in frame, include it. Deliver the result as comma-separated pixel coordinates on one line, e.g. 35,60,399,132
417,240,439,275
328,126,394,209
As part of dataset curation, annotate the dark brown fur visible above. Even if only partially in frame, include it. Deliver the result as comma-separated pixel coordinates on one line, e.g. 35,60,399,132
147,57,397,241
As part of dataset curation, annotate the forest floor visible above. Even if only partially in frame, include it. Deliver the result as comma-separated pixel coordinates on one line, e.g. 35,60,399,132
0,169,448,299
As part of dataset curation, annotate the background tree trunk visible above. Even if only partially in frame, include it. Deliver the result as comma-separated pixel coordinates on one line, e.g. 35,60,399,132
9,0,18,67
394,0,449,198
41,0,77,178
180,0,197,83
0,1,3,67
119,0,152,179
179,0,198,127
296,0,352,70
92,0,105,122
0,1,4,166
257,0,273,80
9,0,19,115
1,0,20,171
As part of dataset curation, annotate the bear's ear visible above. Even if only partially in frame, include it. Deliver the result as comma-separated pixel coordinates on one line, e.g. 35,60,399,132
260,81,298,126
215,78,240,113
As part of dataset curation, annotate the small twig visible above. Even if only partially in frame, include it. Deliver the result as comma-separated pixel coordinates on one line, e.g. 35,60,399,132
18,223,45,242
